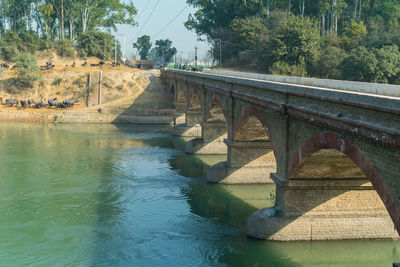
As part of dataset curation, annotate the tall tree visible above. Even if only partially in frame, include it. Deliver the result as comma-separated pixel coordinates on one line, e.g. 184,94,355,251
133,35,152,60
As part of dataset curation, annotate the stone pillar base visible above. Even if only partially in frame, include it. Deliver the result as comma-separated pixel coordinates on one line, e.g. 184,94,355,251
247,206,399,241
185,138,227,155
174,113,186,125
172,123,201,137
207,161,274,184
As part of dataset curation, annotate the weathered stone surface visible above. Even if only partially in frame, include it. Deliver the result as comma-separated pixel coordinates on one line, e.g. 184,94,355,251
207,161,274,184
165,69,400,240
185,138,227,155
172,123,201,137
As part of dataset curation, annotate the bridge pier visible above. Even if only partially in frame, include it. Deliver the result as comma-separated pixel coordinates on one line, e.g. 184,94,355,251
185,122,227,155
207,139,275,184
247,173,399,241
172,110,202,137
174,102,186,125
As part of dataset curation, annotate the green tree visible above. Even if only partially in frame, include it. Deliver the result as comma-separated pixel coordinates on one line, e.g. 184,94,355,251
230,17,267,51
314,46,347,79
133,35,152,60
77,31,115,59
373,45,400,84
154,39,177,63
14,53,41,88
342,21,367,51
340,46,377,82
267,15,321,72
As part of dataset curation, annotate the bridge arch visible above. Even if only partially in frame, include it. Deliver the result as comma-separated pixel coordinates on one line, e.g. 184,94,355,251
169,81,176,95
205,94,227,124
176,83,186,104
288,132,400,235
187,89,202,111
230,106,277,183
234,106,275,147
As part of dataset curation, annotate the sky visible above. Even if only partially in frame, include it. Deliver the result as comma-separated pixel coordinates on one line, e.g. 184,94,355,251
115,0,210,62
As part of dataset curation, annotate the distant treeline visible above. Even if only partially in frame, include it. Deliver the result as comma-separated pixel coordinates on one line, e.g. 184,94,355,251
0,0,137,60
186,0,400,84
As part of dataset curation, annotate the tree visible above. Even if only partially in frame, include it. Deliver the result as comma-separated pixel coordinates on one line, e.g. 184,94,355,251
14,53,41,88
77,31,115,59
341,21,367,51
154,39,177,63
133,35,151,60
267,15,321,71
373,45,400,84
230,17,268,51
340,46,377,82
314,46,347,79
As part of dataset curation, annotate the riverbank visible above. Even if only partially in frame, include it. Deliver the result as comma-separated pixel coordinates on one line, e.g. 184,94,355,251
0,106,176,124
0,63,175,124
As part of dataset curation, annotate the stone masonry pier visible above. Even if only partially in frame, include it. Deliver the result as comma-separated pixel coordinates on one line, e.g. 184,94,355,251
163,69,400,241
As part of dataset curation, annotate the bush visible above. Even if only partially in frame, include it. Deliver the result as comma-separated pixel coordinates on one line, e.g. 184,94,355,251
55,39,75,57
270,61,307,77
13,53,41,89
52,78,63,86
340,46,377,82
314,46,347,79
78,31,115,60
73,77,85,87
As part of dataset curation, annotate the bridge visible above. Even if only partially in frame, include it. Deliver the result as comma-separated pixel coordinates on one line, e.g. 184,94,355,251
162,69,400,241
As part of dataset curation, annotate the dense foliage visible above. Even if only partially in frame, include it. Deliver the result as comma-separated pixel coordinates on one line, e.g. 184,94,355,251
133,35,152,60
78,31,115,59
186,0,400,84
0,1,136,61
13,53,41,88
0,0,137,41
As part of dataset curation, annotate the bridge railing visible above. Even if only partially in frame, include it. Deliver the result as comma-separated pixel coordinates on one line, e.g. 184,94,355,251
202,69,400,98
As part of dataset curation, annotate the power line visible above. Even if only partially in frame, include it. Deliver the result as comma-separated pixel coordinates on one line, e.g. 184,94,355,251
136,0,152,21
133,0,160,40
152,5,188,39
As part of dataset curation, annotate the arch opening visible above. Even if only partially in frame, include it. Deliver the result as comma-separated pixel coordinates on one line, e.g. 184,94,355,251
234,115,269,142
277,132,400,240
188,90,201,111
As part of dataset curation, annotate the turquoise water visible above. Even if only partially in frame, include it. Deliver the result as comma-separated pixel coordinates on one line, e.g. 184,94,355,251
0,122,399,266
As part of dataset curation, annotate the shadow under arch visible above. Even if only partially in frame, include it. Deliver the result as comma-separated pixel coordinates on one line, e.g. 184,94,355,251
247,131,400,241
186,93,229,155
288,132,400,236
207,106,277,184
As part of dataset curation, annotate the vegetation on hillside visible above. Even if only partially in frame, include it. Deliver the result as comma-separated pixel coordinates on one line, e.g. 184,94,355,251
186,0,400,84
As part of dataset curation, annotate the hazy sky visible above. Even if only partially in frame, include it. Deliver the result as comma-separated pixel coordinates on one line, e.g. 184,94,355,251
115,0,210,61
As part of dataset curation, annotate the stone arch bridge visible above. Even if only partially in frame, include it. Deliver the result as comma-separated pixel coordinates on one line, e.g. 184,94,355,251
162,69,400,241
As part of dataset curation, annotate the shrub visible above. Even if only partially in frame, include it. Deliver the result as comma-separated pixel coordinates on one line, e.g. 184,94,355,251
52,77,63,86
314,46,347,79
14,53,41,89
78,31,115,60
340,46,377,82
73,77,85,87
55,39,75,57
270,61,307,77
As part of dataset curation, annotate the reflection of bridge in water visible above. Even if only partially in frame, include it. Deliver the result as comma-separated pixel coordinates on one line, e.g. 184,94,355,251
163,69,400,241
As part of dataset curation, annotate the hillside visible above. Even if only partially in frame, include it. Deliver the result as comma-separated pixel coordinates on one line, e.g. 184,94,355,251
0,51,174,123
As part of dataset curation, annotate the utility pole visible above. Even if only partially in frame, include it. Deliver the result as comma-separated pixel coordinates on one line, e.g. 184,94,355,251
195,46,198,68
114,37,117,66
217,39,222,67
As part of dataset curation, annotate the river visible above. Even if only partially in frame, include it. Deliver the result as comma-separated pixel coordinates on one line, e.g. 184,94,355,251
0,122,399,266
